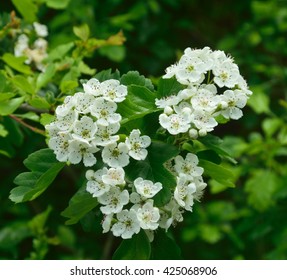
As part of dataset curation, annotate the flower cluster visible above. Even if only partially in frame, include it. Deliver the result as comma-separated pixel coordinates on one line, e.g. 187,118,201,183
156,47,252,137
46,47,251,241
14,22,48,71
46,78,131,167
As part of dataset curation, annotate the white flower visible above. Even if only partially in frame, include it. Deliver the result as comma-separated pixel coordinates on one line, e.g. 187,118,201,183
102,142,130,167
72,116,98,142
159,109,191,135
174,174,196,211
45,121,59,138
86,168,110,197
102,214,114,233
98,186,129,214
125,129,151,160
48,132,71,162
193,175,207,202
55,95,77,117
163,63,178,79
137,200,160,230
33,22,48,37
213,60,240,88
100,79,128,102
14,34,29,58
91,97,121,126
134,177,162,198
83,78,101,96
74,92,95,114
174,153,204,179
190,85,220,112
55,110,78,131
111,209,140,239
102,167,125,186
159,198,184,230
68,139,99,166
155,95,181,108
219,90,248,120
190,109,218,133
93,123,120,146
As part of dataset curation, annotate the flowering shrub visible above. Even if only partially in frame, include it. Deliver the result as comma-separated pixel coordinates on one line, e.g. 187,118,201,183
42,47,252,242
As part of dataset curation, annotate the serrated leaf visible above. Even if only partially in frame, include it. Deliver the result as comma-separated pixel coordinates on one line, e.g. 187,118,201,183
120,71,154,90
61,186,98,225
10,149,65,203
2,53,32,74
151,230,182,260
125,141,179,207
112,230,151,260
118,85,159,124
245,170,280,211
199,159,236,188
94,69,121,82
0,124,8,137
157,76,185,98
0,97,25,116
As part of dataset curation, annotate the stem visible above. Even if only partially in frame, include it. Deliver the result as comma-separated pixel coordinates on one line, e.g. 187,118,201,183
10,114,46,136
101,233,115,260
20,103,49,114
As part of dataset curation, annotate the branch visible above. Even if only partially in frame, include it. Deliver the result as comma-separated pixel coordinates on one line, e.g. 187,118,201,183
9,114,46,136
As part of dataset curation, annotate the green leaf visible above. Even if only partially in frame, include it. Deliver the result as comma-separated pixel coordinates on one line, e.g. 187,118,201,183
157,76,185,98
29,96,51,110
73,24,90,41
94,69,121,82
245,170,281,211
125,141,179,207
61,186,98,225
60,80,78,93
248,86,271,114
2,53,32,74
0,222,32,250
45,0,71,9
11,0,38,22
40,113,55,126
262,118,283,138
0,93,16,102
10,149,65,203
36,64,56,89
0,124,8,137
29,206,52,235
48,42,74,61
151,230,182,259
199,159,236,188
112,230,151,260
198,134,237,164
13,112,40,122
197,149,222,164
118,85,159,124
121,71,154,90
99,45,126,63
10,75,35,94
0,97,25,116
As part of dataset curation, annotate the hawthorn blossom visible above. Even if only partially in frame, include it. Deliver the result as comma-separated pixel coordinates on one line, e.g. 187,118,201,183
134,177,162,198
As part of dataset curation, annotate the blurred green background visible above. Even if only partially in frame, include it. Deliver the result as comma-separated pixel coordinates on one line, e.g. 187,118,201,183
0,0,287,259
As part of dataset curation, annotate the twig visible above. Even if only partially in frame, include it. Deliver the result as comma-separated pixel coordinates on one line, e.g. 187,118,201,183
20,103,50,114
9,114,46,136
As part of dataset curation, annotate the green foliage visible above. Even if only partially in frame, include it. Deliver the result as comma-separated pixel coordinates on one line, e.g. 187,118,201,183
10,149,65,203
112,230,151,260
1,0,287,261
